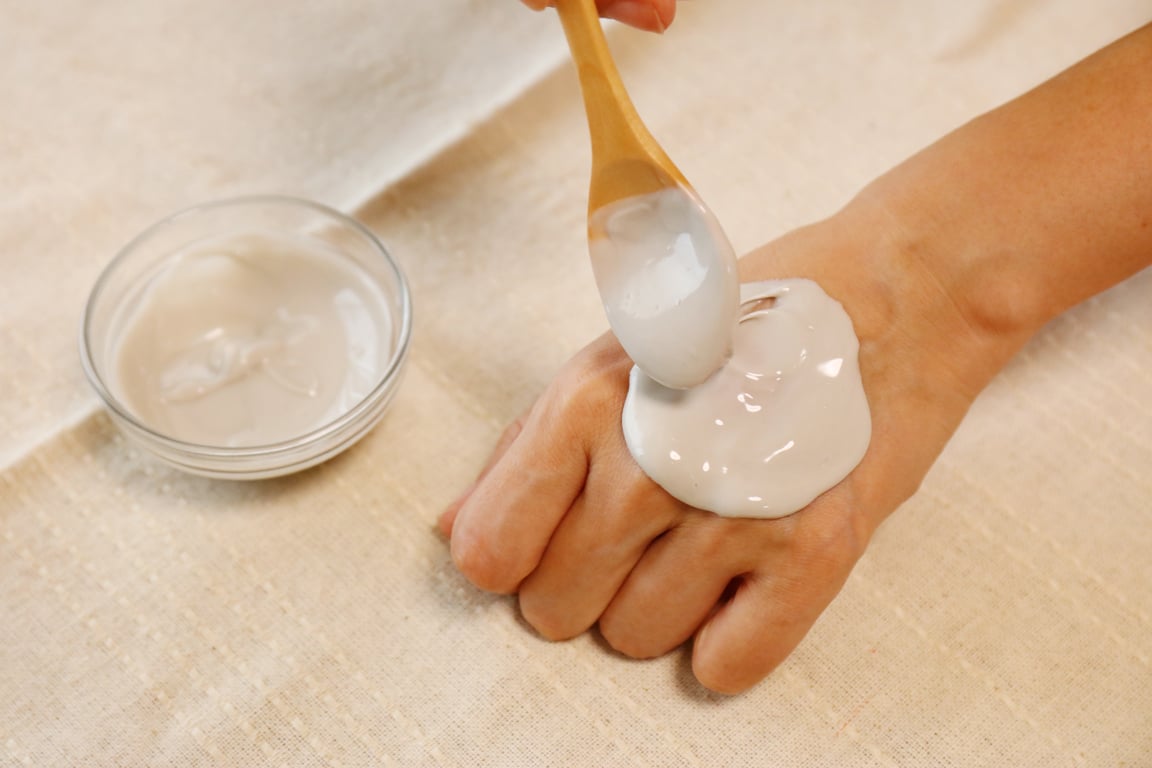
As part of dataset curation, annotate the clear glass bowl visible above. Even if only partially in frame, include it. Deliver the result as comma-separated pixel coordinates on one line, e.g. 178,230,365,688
80,196,412,479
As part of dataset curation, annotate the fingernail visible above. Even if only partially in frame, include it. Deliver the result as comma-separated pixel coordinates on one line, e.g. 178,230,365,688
650,6,667,34
647,2,667,34
605,1,666,33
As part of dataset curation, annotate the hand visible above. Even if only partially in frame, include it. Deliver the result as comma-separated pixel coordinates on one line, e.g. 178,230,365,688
440,23,1152,693
521,0,676,33
439,200,1024,694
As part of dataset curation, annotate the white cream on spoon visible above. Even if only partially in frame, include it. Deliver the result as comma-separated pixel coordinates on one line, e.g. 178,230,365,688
589,187,739,389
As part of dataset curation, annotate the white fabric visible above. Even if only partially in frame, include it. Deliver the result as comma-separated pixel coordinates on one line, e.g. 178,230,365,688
2,1,1149,765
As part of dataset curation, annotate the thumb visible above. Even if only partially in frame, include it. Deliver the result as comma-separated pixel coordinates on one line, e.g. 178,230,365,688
600,0,676,32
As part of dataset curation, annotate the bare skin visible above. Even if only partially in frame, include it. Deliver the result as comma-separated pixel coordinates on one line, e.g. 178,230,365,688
521,0,675,33
442,22,1152,693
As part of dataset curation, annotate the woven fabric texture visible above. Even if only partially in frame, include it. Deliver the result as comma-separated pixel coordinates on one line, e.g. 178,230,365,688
2,1,1149,765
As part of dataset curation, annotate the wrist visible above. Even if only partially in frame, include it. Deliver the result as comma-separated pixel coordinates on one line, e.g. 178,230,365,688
851,22,1152,349
738,192,1030,405
853,156,1052,345
850,183,1039,397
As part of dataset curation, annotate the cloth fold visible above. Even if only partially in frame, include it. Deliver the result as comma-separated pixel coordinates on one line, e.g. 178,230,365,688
2,1,1149,765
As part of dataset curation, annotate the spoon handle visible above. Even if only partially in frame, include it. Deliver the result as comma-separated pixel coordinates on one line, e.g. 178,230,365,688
555,0,687,209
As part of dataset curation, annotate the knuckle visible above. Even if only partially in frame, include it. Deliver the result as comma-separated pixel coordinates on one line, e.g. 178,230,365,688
550,343,631,415
519,592,584,642
450,533,520,595
551,367,617,419
679,516,744,563
791,511,864,571
692,655,753,696
599,615,663,660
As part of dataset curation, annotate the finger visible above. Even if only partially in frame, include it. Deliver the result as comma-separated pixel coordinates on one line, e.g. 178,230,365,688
451,333,631,594
438,405,532,537
530,0,676,31
598,514,764,659
517,443,683,640
448,378,597,594
600,0,676,33
691,509,862,694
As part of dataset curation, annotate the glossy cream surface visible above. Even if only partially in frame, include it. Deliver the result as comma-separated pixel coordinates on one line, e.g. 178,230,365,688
110,234,392,447
588,187,740,389
622,279,871,519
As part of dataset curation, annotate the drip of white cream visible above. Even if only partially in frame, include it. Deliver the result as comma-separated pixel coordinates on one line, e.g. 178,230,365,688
588,187,740,389
621,279,871,519
110,234,392,447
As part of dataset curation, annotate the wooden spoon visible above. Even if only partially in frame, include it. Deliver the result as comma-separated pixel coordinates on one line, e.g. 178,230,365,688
554,0,690,210
555,0,740,389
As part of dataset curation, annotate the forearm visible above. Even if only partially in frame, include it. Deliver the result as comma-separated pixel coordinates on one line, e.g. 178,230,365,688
730,24,1152,522
864,22,1152,341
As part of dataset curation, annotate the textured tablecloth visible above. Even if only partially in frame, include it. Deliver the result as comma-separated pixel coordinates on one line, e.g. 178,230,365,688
2,1,1149,765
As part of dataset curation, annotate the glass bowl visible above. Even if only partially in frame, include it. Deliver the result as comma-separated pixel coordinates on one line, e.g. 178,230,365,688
80,195,412,479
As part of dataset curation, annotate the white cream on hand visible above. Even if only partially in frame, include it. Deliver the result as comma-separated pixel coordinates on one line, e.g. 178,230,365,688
621,279,871,519
111,234,394,448
589,188,741,389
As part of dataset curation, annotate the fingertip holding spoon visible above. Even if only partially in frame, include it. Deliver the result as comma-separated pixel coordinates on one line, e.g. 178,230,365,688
555,0,740,390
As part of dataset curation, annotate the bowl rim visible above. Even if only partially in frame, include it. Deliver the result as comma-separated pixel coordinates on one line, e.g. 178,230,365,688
78,194,414,461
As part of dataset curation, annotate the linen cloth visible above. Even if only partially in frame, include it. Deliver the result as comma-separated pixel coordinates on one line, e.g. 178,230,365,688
2,0,1149,765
